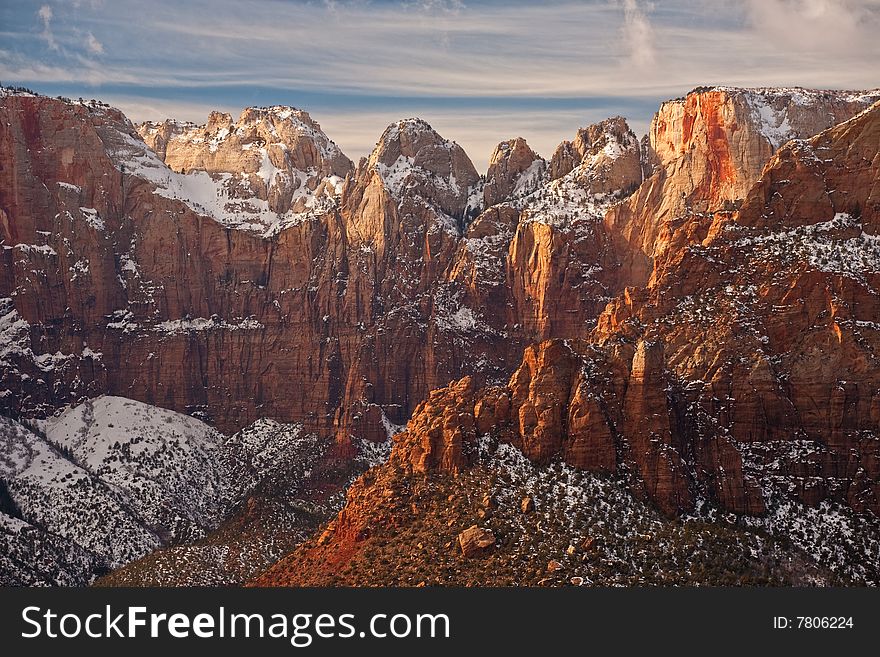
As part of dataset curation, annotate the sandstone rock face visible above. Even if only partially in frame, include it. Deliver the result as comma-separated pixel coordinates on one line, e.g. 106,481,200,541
135,118,195,161
605,87,880,286
387,338,695,516
326,100,880,520
391,376,479,475
483,138,545,207
138,106,353,226
4,86,880,530
328,119,497,441
595,100,880,513
620,340,693,515
503,117,642,339
1,93,635,443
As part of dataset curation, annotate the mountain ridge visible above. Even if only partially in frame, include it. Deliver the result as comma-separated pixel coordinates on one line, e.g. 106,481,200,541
2,83,880,586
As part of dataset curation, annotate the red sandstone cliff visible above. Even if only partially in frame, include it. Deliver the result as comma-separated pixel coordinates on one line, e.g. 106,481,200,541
256,100,880,586
0,94,639,441
2,86,879,521
605,87,880,286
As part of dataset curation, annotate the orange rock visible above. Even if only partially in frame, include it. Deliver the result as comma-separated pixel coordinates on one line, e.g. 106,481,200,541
458,526,495,558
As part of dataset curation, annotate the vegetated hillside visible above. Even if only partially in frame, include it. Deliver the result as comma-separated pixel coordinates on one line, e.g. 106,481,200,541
0,396,332,585
255,438,850,587
95,421,379,586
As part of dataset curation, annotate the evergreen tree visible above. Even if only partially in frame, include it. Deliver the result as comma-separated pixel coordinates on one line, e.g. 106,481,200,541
0,479,23,520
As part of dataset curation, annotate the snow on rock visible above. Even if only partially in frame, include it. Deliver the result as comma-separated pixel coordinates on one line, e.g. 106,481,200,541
0,396,329,585
474,437,843,585
0,297,32,368
34,397,228,533
108,106,353,235
516,118,641,234
104,313,265,335
368,117,481,225
733,438,880,584
154,316,264,334
711,86,880,150
433,284,498,337
355,436,393,469
0,412,162,569
518,176,611,231
512,158,547,199
221,418,328,499
730,212,880,281
78,207,105,231
0,510,103,587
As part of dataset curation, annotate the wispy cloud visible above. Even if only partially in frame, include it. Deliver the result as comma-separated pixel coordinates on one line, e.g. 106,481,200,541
744,0,880,53
403,0,466,14
620,0,656,68
85,32,103,55
37,5,58,51
8,1,879,97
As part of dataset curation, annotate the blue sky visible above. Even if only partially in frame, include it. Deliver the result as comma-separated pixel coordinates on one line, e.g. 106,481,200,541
2,0,879,169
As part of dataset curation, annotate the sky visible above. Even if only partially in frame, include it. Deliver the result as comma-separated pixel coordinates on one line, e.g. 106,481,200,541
2,0,879,170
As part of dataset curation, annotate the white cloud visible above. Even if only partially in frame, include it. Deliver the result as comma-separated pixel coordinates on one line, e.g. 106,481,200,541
85,32,104,55
744,0,880,54
10,1,877,99
37,5,58,51
620,0,656,68
403,0,466,14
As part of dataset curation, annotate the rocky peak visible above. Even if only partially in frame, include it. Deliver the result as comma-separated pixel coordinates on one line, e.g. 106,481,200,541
545,117,642,197
605,86,880,288
514,116,641,234
133,105,353,232
205,110,233,133
139,104,352,178
647,86,880,210
550,117,639,183
483,137,545,207
138,119,198,161
365,118,480,221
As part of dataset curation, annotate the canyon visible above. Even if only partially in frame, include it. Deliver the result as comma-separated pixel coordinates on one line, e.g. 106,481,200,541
2,85,880,585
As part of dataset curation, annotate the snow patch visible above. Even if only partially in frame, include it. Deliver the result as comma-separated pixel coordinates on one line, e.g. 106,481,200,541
78,207,105,231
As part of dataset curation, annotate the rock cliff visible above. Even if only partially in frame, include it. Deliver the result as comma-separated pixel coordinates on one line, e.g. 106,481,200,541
0,92,639,441
605,87,880,286
249,97,880,588
139,107,352,223
4,85,880,588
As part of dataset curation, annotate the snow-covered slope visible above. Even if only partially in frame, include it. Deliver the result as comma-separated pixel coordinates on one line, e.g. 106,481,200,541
1,411,161,566
35,397,227,537
712,87,880,149
221,417,328,497
0,396,329,585
100,106,352,235
0,512,103,586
